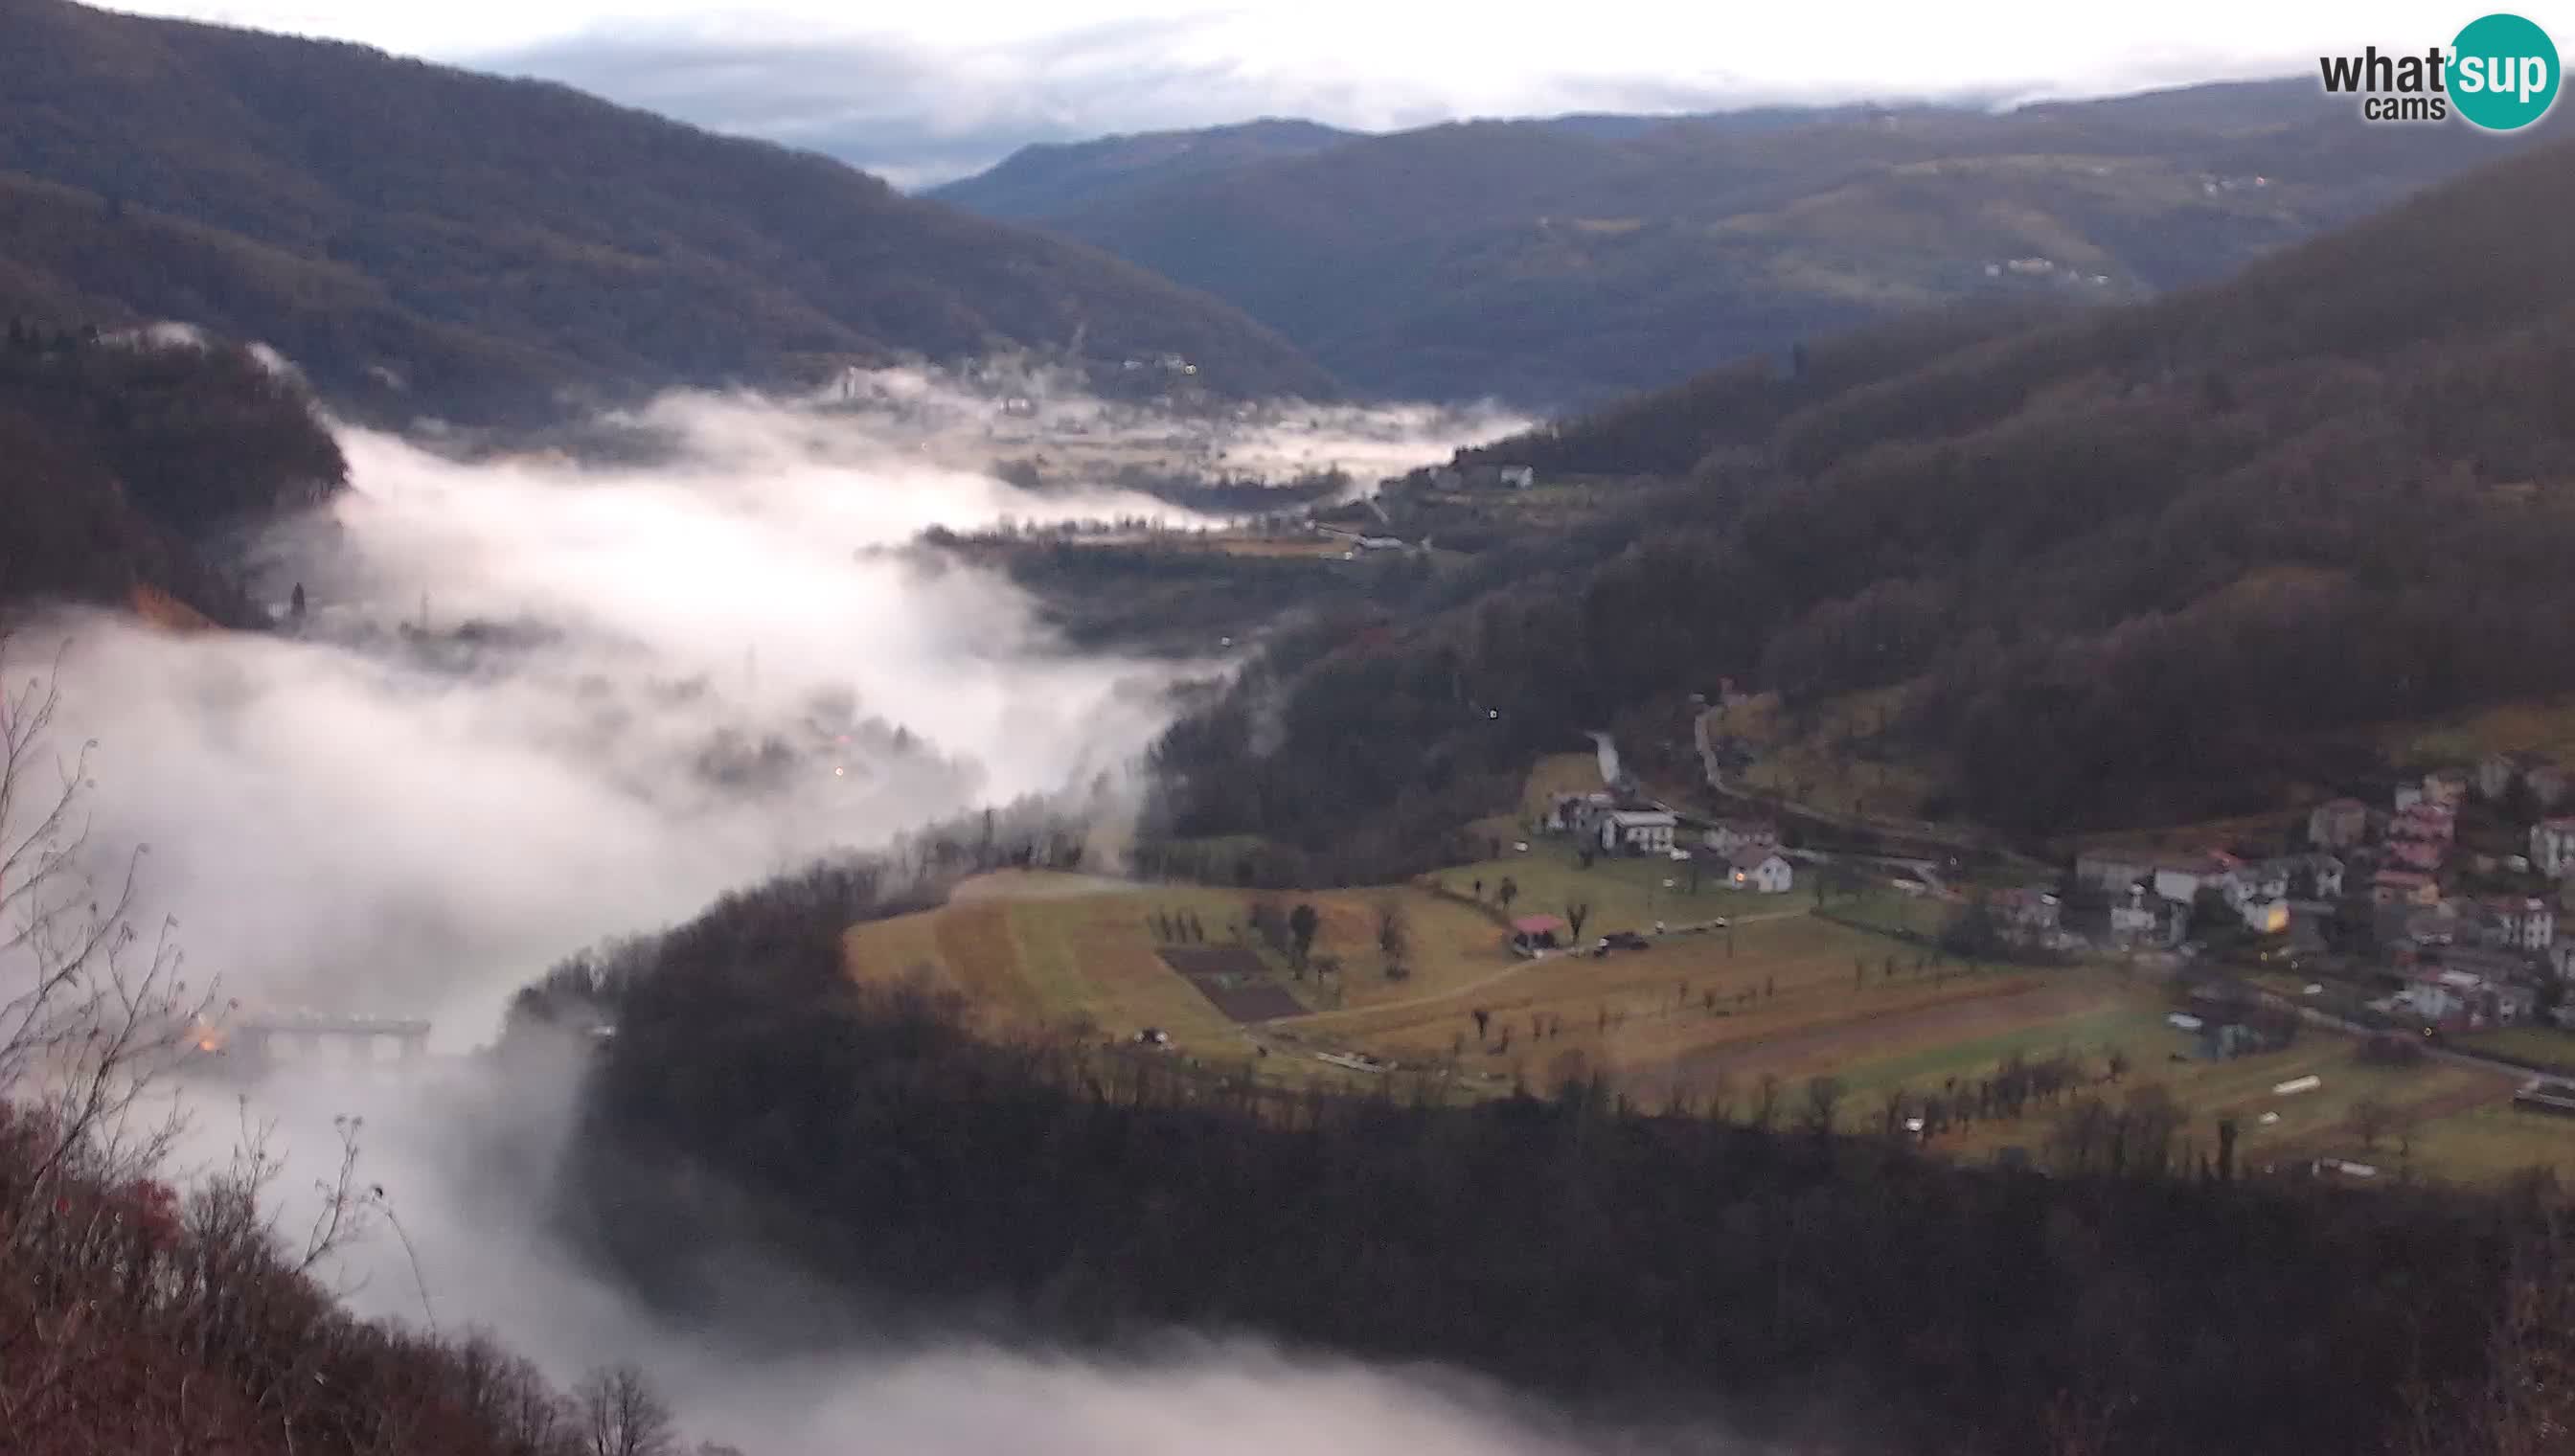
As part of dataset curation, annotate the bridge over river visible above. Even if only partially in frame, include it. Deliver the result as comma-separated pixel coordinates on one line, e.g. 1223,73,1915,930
187,1012,436,1079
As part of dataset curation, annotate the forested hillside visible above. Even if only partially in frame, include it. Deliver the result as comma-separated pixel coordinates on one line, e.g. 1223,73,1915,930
936,80,2516,406
928,119,1360,222
0,323,343,622
1151,134,2575,864
0,0,1334,425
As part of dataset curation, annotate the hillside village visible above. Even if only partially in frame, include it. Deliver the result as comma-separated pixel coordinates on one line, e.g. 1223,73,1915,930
2072,753,2575,1042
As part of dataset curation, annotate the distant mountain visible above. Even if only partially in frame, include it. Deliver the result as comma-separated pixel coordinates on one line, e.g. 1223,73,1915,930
0,0,1336,426
927,119,1363,222
931,80,2520,406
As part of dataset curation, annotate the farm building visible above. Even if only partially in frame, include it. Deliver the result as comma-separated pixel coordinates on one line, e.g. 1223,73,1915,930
1600,808,1677,856
2306,798,2370,850
1726,848,1794,894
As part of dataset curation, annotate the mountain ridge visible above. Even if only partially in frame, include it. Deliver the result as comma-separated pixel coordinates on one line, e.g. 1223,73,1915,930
0,0,1338,425
931,80,2524,406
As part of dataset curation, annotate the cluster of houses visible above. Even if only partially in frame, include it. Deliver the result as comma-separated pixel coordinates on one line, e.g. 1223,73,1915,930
1424,463,1537,491
1541,793,1797,895
2075,753,2575,1035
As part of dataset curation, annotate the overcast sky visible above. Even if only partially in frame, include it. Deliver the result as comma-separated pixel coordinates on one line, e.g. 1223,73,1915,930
108,2,2495,187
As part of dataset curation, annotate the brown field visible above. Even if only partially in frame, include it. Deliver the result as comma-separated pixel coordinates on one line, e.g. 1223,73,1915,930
1312,911,2028,1085
837,761,2567,1183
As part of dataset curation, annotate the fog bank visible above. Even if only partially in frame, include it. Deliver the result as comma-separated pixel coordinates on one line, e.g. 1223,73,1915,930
55,373,1611,1454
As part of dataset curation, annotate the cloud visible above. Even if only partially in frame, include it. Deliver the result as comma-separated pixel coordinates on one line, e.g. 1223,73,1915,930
457,5,2330,187
109,1,2367,187
476,17,1297,188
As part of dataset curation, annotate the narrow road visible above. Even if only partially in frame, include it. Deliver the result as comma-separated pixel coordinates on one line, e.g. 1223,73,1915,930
2281,998,2552,1085
1688,707,2050,874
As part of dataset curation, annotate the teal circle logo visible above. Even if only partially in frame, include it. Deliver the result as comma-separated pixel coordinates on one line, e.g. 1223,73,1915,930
2450,12,2560,130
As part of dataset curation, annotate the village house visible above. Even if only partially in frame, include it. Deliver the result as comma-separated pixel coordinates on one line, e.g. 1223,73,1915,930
1702,818,1780,857
2530,762,2570,808
2404,905,2463,946
1990,886,2062,937
2307,797,2371,851
2477,751,2534,802
2222,860,2291,910
2532,817,2575,877
2477,897,2559,952
2294,853,2347,899
2395,783,2426,813
2386,835,2448,873
1498,466,1535,489
1599,808,1677,856
2395,968,2530,1031
2394,802,2457,843
2153,851,2239,905
2551,941,2575,981
2425,767,2472,808
2435,944,2534,984
1726,847,1794,894
1547,791,1614,835
2075,847,2159,894
2374,869,2442,907
2108,884,2166,946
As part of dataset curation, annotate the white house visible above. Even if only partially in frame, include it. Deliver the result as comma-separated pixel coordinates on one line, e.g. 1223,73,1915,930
2533,818,2575,877
2505,898,2557,951
1498,466,1535,489
2222,861,2290,911
1600,809,1677,856
2241,853,2342,902
1726,848,1794,894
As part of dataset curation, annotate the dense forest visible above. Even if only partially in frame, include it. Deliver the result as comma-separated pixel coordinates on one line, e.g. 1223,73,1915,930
0,322,343,622
514,855,2575,1456
1150,134,2575,863
0,0,1334,426
935,80,2517,406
